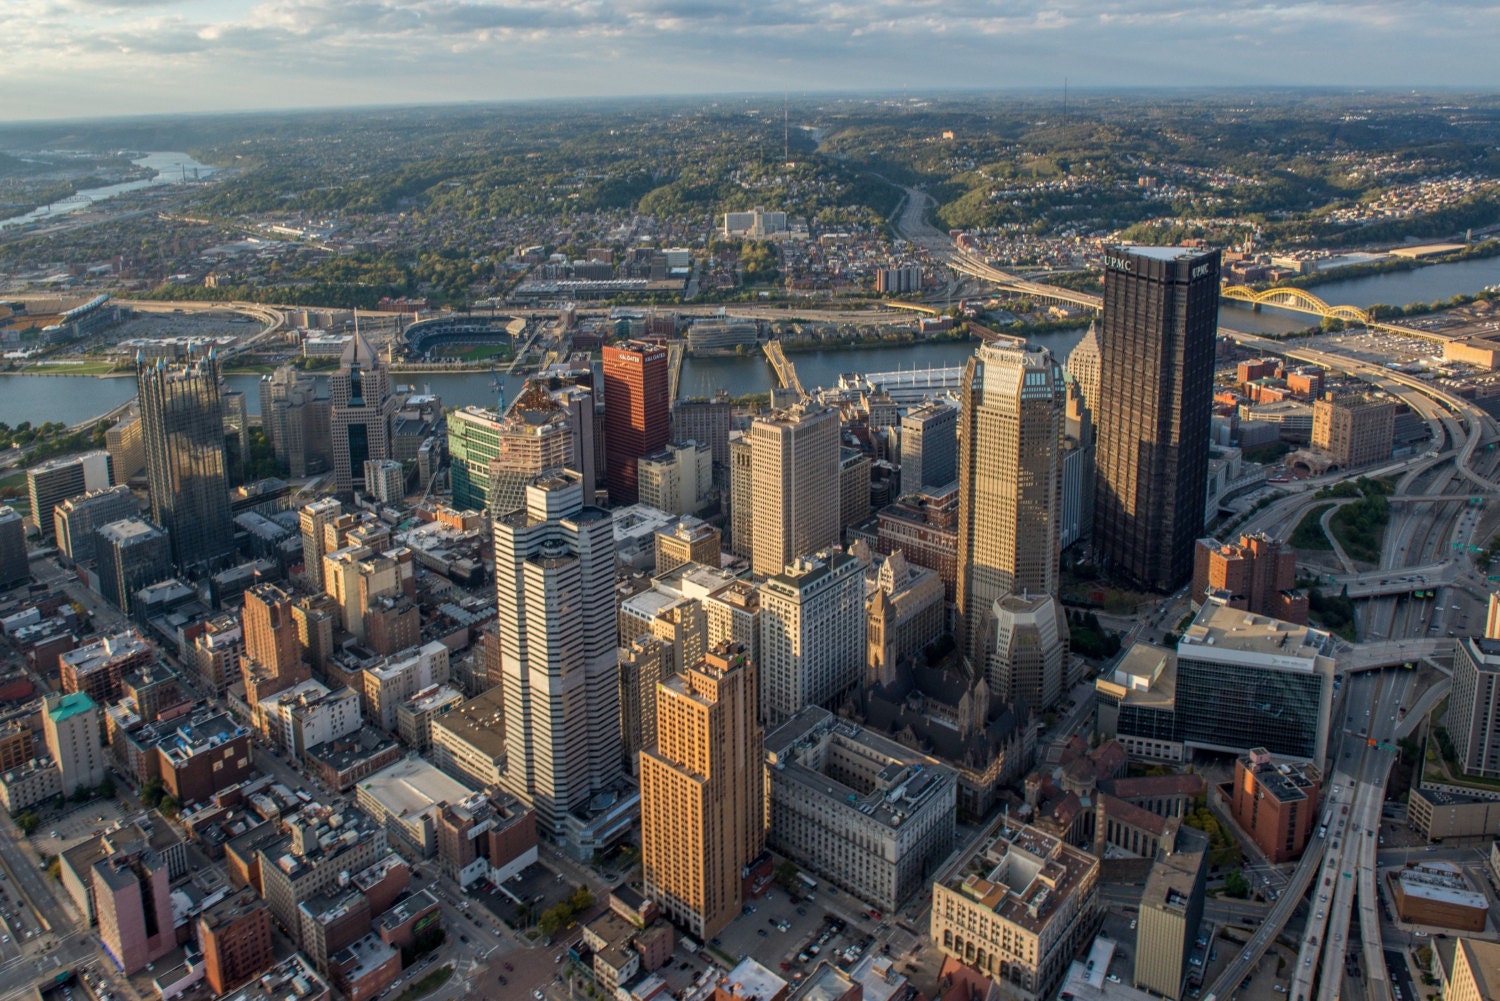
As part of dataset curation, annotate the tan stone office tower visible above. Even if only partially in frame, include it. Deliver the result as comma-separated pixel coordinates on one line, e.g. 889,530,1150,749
748,403,840,578
954,339,1066,666
639,643,763,940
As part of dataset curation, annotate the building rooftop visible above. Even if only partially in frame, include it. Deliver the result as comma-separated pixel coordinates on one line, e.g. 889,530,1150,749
329,931,397,981
1239,748,1320,803
1178,599,1334,672
59,630,151,673
766,706,955,832
1120,245,1208,262
373,887,439,933
717,956,788,1001
217,952,330,1001
306,728,400,774
431,687,506,759
1396,861,1490,911
48,691,96,723
848,955,907,1001
792,962,858,1001
1141,822,1208,915
359,756,475,823
937,818,1099,935
1095,642,1176,708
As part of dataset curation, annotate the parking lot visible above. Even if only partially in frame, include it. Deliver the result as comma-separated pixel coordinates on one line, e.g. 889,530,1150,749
711,885,885,987
30,796,130,860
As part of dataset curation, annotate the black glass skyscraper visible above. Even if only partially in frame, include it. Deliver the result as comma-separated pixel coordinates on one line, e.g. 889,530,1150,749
1092,245,1220,592
137,350,235,575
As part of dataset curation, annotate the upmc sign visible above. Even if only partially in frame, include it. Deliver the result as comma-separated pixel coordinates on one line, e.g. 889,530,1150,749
1190,263,1214,280
1103,255,1133,273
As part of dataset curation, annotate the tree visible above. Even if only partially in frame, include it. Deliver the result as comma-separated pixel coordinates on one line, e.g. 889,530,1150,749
97,776,115,799
141,778,164,809
1223,870,1249,898
45,857,61,881
13,811,40,835
159,795,180,819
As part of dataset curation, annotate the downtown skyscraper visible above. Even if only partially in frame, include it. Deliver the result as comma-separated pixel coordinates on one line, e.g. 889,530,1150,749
1092,246,1221,592
954,339,1067,667
747,402,840,578
639,642,763,939
329,332,398,496
137,350,235,574
601,340,670,505
492,470,622,845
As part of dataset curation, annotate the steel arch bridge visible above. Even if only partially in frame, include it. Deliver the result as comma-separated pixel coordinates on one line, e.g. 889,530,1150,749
1221,284,1372,325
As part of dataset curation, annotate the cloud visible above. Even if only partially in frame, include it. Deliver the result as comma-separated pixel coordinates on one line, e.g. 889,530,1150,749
0,0,1497,119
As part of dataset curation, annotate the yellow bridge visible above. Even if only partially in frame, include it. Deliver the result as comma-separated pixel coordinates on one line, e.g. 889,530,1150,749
1221,285,1449,342
762,340,805,400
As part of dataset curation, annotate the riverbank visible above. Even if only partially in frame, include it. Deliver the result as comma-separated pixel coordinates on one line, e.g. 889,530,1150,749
1257,240,1500,294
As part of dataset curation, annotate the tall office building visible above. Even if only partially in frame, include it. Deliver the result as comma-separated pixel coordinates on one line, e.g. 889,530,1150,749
640,643,763,939
989,593,1068,713
672,393,733,468
758,549,865,728
728,433,753,558
137,352,235,573
748,403,840,578
1311,392,1396,469
299,498,343,592
242,583,307,685
0,506,26,589
329,333,398,496
1093,246,1220,592
96,519,172,616
1449,638,1500,780
362,460,405,505
955,340,1066,666
54,485,136,568
27,451,111,541
602,341,670,505
1134,820,1208,1001
105,412,146,482
43,691,105,795
1065,319,1101,417
901,401,958,492
260,365,329,478
493,471,621,841
449,391,573,514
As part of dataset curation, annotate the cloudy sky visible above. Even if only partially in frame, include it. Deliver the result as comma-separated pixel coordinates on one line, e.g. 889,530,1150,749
6,0,1498,120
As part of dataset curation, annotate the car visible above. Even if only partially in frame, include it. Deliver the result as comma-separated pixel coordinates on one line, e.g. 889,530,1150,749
504,962,514,972
498,977,508,986
797,907,808,916
757,929,769,937
459,934,468,943
1129,919,1137,930
1274,986,1288,994
555,954,564,964
1415,931,1428,937
1305,958,1312,967
1107,975,1122,983
534,992,545,1000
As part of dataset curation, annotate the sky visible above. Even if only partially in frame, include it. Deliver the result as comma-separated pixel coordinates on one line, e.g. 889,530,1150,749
5,0,1499,120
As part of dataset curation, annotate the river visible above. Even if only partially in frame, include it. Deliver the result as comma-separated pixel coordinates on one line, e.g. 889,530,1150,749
0,253,1493,428
0,152,217,231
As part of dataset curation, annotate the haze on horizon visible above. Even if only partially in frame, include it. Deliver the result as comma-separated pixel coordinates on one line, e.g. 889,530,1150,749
4,0,1498,122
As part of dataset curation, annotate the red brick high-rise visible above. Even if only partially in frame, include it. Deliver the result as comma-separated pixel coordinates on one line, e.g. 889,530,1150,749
602,341,670,505
1192,532,1307,624
1229,747,1320,863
